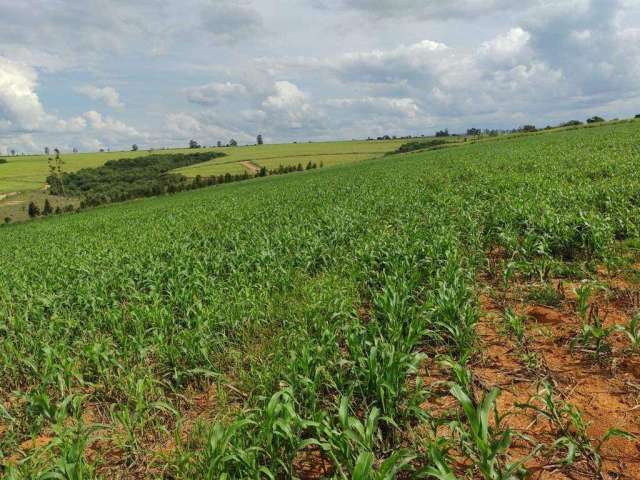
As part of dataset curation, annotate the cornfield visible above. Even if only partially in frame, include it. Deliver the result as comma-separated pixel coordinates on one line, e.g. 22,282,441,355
1,121,639,478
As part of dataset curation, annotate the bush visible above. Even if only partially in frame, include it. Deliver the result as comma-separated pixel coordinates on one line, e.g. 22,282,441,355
560,120,583,127
392,139,448,154
635,114,640,119
28,202,41,218
0,158,7,164
587,116,605,124
3,217,10,225
43,199,53,216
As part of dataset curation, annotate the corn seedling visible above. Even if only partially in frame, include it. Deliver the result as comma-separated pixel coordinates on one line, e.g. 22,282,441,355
518,382,633,473
618,313,640,352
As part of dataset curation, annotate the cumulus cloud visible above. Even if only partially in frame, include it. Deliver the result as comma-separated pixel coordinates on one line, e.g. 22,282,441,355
261,81,320,130
185,82,249,106
83,111,139,138
0,57,48,131
166,112,254,144
326,97,421,119
77,85,125,108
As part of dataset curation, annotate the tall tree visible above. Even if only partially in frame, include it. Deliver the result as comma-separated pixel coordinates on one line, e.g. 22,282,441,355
48,149,66,196
257,134,264,145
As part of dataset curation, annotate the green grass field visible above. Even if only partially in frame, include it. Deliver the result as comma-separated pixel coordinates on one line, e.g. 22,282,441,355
173,139,406,177
2,122,640,478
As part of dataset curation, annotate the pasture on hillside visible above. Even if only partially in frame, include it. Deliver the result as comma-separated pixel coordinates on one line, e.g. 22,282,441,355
1,122,640,478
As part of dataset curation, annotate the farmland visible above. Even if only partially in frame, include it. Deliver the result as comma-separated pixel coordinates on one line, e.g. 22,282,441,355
0,140,406,195
0,139,405,222
1,121,640,478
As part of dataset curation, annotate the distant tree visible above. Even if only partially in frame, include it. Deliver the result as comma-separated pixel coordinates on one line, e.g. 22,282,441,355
257,134,264,145
466,128,481,136
521,125,537,133
435,129,450,137
73,148,78,153
586,116,605,124
48,150,66,196
10,149,16,156
43,199,53,216
635,114,640,119
189,139,200,149
560,120,582,127
44,146,50,155
132,144,139,151
217,141,222,147
229,139,238,147
28,202,41,218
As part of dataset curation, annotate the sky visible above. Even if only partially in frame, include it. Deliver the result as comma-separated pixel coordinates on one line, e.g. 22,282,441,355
1,0,640,154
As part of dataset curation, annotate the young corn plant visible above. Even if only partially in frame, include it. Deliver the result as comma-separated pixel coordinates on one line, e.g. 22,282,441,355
416,437,460,480
351,450,416,480
617,313,640,352
315,397,414,479
574,283,595,322
449,385,529,480
571,305,616,361
503,309,526,345
518,382,633,474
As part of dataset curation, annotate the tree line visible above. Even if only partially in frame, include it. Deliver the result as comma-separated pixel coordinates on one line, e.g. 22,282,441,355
47,151,225,208
41,150,325,211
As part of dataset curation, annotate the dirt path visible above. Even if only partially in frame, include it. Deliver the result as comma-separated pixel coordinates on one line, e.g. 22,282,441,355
0,192,18,202
241,160,261,175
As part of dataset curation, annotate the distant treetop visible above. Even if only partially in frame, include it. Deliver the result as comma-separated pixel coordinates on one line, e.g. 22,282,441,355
586,116,605,124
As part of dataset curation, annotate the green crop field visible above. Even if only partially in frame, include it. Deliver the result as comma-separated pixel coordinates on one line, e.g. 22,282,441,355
173,139,407,177
2,122,640,478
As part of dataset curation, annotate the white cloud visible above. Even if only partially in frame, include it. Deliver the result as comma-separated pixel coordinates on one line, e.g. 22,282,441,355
478,28,532,66
77,85,124,108
165,112,254,144
262,81,319,129
326,97,421,119
185,82,248,106
0,57,48,131
83,111,140,138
